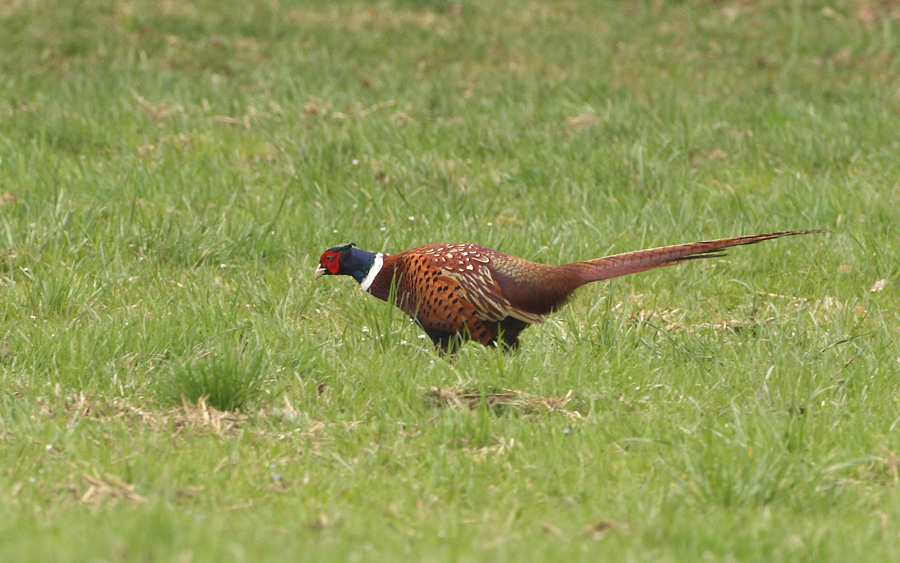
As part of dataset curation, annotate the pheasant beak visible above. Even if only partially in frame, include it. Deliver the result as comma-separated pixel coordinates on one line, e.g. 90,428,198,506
314,265,327,279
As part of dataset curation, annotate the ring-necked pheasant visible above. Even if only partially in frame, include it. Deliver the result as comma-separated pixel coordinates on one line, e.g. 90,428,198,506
315,230,822,351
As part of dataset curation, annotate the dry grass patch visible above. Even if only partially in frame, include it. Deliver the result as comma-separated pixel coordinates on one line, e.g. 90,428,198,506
565,113,602,131
81,472,147,507
426,386,582,419
613,289,869,335
55,393,246,436
172,396,247,436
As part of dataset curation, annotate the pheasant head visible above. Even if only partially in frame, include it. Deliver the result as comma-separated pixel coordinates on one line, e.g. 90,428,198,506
315,243,385,291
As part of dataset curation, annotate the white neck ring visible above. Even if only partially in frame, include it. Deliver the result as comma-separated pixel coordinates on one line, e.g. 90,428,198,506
359,253,384,292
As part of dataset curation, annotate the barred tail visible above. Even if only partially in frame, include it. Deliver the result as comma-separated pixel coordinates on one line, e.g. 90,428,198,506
574,230,825,283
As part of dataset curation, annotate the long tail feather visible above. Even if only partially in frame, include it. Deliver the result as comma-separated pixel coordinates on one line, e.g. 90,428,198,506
576,230,825,283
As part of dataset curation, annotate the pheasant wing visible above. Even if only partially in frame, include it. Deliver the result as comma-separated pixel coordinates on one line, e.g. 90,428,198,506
444,264,544,325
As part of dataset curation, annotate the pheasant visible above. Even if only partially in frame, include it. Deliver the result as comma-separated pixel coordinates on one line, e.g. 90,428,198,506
314,231,821,351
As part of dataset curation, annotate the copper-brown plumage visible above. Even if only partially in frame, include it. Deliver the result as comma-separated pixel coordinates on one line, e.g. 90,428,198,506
316,230,823,351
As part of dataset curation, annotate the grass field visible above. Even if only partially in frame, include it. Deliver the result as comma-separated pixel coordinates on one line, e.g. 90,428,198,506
1,0,899,560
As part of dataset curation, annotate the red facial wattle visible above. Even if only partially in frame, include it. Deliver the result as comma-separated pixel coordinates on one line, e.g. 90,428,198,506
321,250,340,274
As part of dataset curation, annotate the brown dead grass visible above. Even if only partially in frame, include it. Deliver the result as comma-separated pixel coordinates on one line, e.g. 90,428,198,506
426,386,582,419
614,289,868,334
286,4,460,34
583,519,620,540
855,0,900,26
81,472,147,507
134,94,185,122
60,393,246,436
172,396,246,436
565,113,602,131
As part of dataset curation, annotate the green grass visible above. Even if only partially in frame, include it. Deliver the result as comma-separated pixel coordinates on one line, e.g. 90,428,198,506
160,340,270,411
1,0,899,560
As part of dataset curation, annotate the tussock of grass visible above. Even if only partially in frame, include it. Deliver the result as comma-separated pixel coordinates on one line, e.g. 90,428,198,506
161,345,268,412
